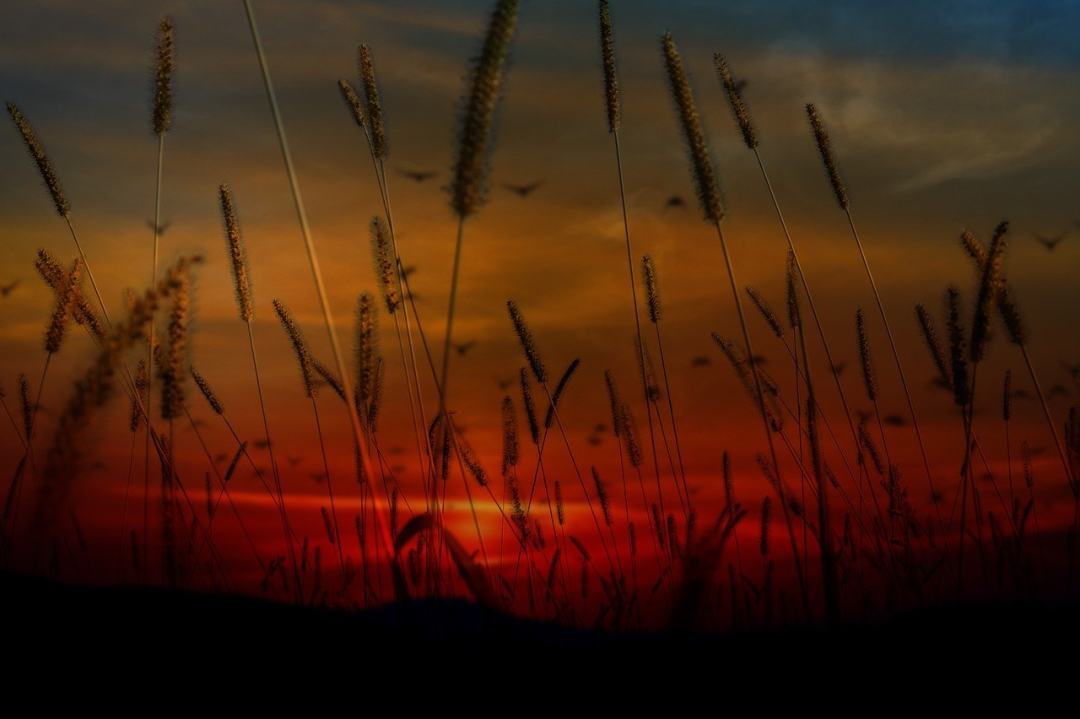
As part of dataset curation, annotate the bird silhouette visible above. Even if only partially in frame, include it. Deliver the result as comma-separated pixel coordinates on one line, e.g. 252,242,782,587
1047,383,1070,399
664,195,686,210
503,180,543,197
0,280,20,298
399,168,437,183
691,355,711,367
883,414,907,427
1033,231,1067,251
146,220,172,236
453,340,477,356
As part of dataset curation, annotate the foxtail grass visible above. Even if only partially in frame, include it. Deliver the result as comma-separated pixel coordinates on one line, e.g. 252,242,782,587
663,30,808,617
806,102,939,519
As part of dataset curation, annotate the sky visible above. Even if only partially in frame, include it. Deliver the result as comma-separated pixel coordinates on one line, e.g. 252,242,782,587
1,0,1078,592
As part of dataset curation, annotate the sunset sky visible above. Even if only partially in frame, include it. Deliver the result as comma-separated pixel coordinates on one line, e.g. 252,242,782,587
2,1,1078,583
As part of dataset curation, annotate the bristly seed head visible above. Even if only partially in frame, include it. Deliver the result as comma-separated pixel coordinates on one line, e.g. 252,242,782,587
915,303,951,391
190,366,223,415
714,53,757,149
358,44,387,159
855,308,877,403
218,184,254,322
7,102,70,216
44,257,83,354
970,220,1008,363
945,286,970,408
152,17,175,135
507,299,546,384
501,395,519,476
746,286,782,338
518,367,540,445
662,32,723,222
785,251,801,330
159,270,191,420
598,0,620,133
273,299,316,398
354,292,380,418
449,0,520,218
806,103,848,210
337,79,366,129
369,216,400,314
642,254,662,323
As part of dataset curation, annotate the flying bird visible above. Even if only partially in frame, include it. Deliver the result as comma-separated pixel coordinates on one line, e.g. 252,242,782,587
146,220,172,236
664,195,686,210
1033,232,1066,251
399,168,437,183
0,280,19,298
453,340,477,356
503,180,543,197
691,355,711,367
883,414,907,427
1047,383,1070,399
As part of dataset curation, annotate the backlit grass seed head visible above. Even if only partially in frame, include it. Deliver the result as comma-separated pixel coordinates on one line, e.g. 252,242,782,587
507,299,546,383
746,286,783,339
44,257,83,354
598,0,620,133
915,303,951,390
449,0,520,218
806,103,848,210
7,103,70,216
159,271,191,420
501,395,519,476
544,358,580,429
555,480,565,525
273,299,316,398
354,292,379,413
35,249,103,342
642,254,661,323
152,17,175,135
997,284,1027,346
785,252,801,330
960,229,987,269
337,79,366,128
218,184,253,322
970,220,1008,363
519,367,540,444
662,32,723,222
945,286,969,408
18,373,32,440
855,308,877,403
714,53,757,149
358,45,387,159
603,369,622,438
592,466,612,527
190,367,223,415
759,496,771,556
369,216,400,313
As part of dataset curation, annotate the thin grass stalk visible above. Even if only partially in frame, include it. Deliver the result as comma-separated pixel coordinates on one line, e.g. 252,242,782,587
613,139,673,522
182,406,266,574
642,256,692,514
806,104,939,521
662,34,808,615
240,1,379,538
311,396,348,588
